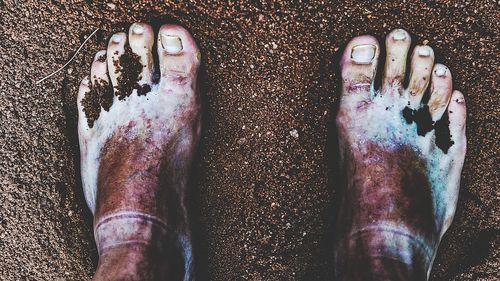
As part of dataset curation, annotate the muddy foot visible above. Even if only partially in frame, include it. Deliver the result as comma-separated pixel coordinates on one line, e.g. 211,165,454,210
335,29,466,280
77,23,201,280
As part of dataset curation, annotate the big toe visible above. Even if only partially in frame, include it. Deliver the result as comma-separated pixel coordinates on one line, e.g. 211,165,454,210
340,35,380,96
157,24,201,89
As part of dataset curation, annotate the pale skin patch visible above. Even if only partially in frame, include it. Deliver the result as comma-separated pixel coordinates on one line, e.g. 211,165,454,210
335,29,466,280
78,23,201,281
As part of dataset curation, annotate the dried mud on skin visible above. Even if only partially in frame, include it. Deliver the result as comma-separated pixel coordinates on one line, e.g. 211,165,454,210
1,1,499,281
113,44,151,100
81,78,113,128
402,105,454,153
82,45,151,127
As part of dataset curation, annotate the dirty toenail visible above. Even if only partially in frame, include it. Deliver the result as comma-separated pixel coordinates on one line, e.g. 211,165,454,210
111,34,122,44
393,30,407,41
94,52,105,61
132,24,144,35
456,97,465,103
418,47,431,57
161,35,183,54
82,77,90,86
351,45,376,64
435,67,446,77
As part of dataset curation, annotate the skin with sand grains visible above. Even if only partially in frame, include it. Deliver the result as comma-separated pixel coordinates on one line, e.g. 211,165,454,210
334,29,466,280
76,26,467,280
77,23,201,280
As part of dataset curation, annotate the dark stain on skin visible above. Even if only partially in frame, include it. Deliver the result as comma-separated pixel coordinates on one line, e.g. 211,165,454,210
95,123,198,280
337,143,437,241
402,105,434,136
137,84,152,96
402,106,454,153
113,44,151,100
96,54,106,63
81,78,114,128
336,143,438,279
434,111,454,153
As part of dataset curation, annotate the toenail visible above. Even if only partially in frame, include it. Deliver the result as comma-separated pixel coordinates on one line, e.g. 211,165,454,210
456,97,465,103
393,30,407,41
94,51,106,61
161,35,183,54
82,77,90,86
418,47,431,57
132,24,144,35
111,34,122,44
435,67,446,77
351,44,376,64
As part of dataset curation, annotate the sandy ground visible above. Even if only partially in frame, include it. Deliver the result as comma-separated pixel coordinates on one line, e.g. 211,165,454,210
0,0,498,280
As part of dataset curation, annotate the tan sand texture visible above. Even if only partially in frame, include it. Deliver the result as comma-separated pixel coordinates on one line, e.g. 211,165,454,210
0,1,498,280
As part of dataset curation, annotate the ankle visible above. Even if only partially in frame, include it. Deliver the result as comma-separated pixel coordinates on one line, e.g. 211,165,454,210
335,222,434,280
94,244,168,281
94,211,169,254
93,212,171,281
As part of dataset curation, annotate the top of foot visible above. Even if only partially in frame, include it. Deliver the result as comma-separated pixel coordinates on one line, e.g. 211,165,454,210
77,23,201,278
335,29,467,277
77,23,201,219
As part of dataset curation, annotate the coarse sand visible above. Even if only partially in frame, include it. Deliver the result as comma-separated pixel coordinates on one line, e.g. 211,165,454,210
0,1,498,280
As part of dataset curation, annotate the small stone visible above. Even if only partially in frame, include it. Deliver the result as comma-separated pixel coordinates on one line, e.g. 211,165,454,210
289,129,299,138
107,3,116,9
271,42,278,49
423,39,429,45
237,138,246,145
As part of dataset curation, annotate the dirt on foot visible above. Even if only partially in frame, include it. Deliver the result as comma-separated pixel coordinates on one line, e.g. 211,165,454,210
0,1,498,280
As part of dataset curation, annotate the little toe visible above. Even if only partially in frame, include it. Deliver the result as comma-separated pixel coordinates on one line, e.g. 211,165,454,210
106,32,127,94
91,50,109,85
340,35,380,96
447,90,467,150
128,23,154,84
77,76,92,132
382,29,411,93
406,45,434,108
440,90,466,233
90,50,114,111
157,24,201,87
428,64,453,121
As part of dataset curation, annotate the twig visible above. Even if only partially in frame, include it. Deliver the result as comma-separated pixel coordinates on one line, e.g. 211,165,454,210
36,28,99,84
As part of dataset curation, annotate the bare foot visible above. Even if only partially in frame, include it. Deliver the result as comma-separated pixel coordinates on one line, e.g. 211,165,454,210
335,29,466,280
77,23,201,280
